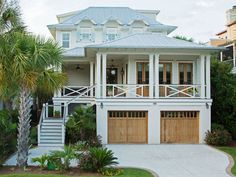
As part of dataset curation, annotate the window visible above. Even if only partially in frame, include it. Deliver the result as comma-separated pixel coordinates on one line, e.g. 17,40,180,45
62,33,70,48
137,62,149,84
78,28,93,42
106,28,118,41
179,63,193,84
159,63,172,84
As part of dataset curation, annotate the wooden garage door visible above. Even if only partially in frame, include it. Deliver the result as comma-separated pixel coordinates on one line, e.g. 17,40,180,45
161,111,199,144
108,111,148,144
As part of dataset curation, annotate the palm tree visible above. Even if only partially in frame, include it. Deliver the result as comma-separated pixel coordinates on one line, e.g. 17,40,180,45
0,0,23,33
0,32,67,167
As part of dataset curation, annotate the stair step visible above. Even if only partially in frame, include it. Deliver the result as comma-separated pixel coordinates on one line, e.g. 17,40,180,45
42,122,62,126
40,137,62,141
40,132,62,136
38,143,64,147
43,119,63,123
41,125,62,129
40,139,62,142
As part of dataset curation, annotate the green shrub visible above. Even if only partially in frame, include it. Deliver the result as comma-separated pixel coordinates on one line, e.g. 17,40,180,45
0,110,18,165
30,126,38,145
98,167,123,176
48,145,76,171
66,106,96,144
205,129,232,146
230,124,236,140
31,154,48,169
79,147,118,171
211,123,225,131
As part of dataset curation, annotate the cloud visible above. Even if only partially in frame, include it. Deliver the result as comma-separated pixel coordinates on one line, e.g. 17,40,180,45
195,1,214,7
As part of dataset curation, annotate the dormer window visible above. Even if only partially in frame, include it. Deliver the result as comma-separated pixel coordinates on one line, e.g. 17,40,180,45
106,28,118,41
77,28,94,42
62,32,70,48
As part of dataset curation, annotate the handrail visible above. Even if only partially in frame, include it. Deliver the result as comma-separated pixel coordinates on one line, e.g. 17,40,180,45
39,104,46,129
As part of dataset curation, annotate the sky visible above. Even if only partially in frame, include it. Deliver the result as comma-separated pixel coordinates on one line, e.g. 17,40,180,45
20,0,235,43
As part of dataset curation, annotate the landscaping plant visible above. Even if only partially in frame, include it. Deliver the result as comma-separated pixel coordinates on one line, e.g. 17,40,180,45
205,129,232,146
98,167,123,176
66,106,96,144
31,154,48,170
48,145,76,171
79,147,118,171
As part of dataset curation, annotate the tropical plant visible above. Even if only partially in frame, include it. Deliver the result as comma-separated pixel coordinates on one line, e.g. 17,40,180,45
0,109,17,165
210,58,236,139
79,147,118,171
66,106,96,143
205,129,232,146
0,0,23,34
173,35,194,42
0,32,67,167
31,154,48,169
48,145,76,171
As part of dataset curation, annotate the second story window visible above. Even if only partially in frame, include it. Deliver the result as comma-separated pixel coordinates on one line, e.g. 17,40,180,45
106,28,118,41
179,63,193,84
62,33,70,48
159,63,172,84
77,28,94,42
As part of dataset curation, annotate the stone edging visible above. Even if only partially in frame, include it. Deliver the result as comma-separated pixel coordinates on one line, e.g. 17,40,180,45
209,146,235,177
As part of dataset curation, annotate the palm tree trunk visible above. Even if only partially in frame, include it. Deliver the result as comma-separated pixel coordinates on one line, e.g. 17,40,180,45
16,86,31,167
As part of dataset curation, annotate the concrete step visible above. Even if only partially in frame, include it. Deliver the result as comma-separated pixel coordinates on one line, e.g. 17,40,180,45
38,143,64,147
40,129,62,133
41,125,62,129
40,137,62,141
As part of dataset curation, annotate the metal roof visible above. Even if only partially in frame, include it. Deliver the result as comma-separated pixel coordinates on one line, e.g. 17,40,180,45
50,7,176,34
63,47,85,57
87,33,224,50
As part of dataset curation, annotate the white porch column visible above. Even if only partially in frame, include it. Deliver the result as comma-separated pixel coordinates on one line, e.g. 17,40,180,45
96,53,102,98
102,53,107,98
155,54,160,98
206,55,211,99
90,61,94,97
200,55,205,98
149,54,154,98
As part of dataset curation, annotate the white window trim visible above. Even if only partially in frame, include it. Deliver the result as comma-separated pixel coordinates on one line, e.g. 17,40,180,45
78,27,94,42
61,32,71,49
106,28,118,41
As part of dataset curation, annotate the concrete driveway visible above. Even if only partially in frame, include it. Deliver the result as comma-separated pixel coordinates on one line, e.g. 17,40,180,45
106,145,231,177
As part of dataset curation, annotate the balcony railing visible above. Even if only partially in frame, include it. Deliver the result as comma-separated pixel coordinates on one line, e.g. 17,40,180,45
60,84,205,99
62,86,95,97
106,84,150,98
159,84,202,98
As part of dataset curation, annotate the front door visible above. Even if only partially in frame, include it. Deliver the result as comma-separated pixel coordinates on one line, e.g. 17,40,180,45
136,62,149,97
179,63,193,97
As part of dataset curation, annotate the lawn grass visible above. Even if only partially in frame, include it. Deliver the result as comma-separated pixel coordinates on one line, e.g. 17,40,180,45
217,146,236,175
0,168,154,177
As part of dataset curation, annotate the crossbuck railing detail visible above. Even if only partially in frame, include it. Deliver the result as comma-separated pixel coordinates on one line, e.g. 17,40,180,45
159,84,202,98
106,84,149,98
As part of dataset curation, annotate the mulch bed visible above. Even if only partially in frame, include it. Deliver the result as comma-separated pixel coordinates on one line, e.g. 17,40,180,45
0,166,102,176
230,140,236,147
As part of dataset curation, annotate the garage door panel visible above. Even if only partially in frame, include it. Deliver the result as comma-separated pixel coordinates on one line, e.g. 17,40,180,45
108,111,147,144
127,118,147,143
161,111,199,144
108,118,127,143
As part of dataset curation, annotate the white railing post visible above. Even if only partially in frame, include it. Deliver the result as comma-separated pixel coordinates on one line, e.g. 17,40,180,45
38,124,41,144
149,54,154,98
96,53,101,98
206,55,211,99
62,125,65,144
155,54,159,98
200,55,205,98
45,103,48,118
102,53,107,98
90,61,94,97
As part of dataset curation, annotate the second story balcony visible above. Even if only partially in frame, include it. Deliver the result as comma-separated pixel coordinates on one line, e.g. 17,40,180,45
54,51,211,102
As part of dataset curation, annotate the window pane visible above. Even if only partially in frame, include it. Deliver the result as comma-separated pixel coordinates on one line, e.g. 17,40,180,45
62,33,69,40
62,41,69,48
159,64,164,84
137,63,142,84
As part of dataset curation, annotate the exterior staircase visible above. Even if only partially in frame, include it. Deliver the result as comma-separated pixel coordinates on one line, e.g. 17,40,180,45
38,118,64,147
37,85,96,147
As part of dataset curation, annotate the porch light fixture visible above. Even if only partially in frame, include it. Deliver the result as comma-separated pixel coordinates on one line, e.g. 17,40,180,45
110,59,116,75
100,102,104,109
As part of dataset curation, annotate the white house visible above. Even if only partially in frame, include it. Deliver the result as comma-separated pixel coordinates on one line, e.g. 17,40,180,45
38,7,222,146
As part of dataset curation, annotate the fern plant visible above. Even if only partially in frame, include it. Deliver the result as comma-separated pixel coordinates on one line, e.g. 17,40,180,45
31,154,48,169
79,147,118,171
